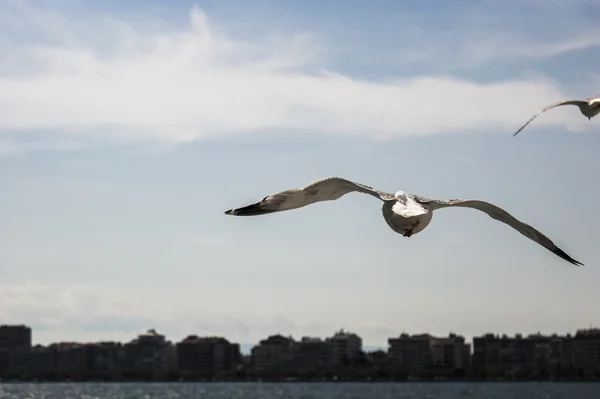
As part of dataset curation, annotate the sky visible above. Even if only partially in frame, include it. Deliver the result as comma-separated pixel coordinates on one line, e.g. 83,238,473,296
1,0,600,352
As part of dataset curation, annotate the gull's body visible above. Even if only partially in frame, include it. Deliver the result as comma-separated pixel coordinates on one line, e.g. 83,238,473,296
224,177,583,266
513,93,600,137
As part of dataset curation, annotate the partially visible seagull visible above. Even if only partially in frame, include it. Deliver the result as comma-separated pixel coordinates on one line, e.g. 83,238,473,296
513,93,600,137
224,176,583,266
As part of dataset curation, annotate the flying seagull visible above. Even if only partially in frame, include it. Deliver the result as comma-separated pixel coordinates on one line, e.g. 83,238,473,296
224,176,583,266
513,93,600,137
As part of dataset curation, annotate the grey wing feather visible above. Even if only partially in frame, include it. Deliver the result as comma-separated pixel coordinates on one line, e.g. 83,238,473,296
224,176,394,216
299,177,395,201
513,100,587,137
414,196,583,266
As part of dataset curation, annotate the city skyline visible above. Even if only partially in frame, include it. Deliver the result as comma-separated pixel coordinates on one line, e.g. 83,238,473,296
4,322,600,355
2,324,600,382
1,0,600,348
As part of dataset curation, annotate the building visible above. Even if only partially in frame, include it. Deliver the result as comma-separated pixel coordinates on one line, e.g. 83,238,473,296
367,349,388,371
51,342,88,380
570,329,600,372
471,333,553,378
86,342,122,379
430,333,471,371
294,337,329,370
0,325,32,350
388,333,433,374
388,333,470,377
251,334,296,376
177,335,240,378
326,330,363,369
122,329,175,379
5,348,33,379
0,349,10,378
28,345,56,379
545,335,570,375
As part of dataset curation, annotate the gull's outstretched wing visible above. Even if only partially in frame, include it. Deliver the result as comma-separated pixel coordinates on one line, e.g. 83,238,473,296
513,100,587,137
413,196,583,266
225,176,395,216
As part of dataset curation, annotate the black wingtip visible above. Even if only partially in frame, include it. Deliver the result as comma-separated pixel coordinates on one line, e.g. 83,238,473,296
223,202,277,216
553,247,584,266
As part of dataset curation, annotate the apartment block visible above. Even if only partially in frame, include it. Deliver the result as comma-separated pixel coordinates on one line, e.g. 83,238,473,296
388,333,470,376
177,335,240,377
326,329,363,368
251,334,296,375
122,329,176,379
86,342,122,378
294,337,329,370
51,342,88,380
570,329,600,371
388,333,433,373
471,333,554,378
0,325,32,350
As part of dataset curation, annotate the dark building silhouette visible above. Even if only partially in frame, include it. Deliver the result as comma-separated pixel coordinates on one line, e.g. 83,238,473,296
122,329,175,379
85,342,122,379
251,334,296,376
0,323,599,382
0,325,33,379
0,325,31,350
176,336,240,378
294,337,329,371
326,330,364,369
51,342,88,380
570,328,600,372
388,333,470,378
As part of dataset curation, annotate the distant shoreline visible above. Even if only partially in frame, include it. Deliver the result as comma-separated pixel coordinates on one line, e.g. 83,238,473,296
2,379,600,384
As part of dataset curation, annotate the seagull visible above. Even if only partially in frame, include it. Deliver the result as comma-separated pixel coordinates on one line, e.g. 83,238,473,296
513,93,600,137
224,176,583,266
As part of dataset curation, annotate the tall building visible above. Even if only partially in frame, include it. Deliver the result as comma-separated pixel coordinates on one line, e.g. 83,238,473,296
294,337,329,370
388,333,433,373
177,336,240,378
85,342,122,379
122,329,176,379
571,329,600,371
251,334,296,376
388,333,470,376
430,333,471,371
29,346,56,379
0,325,34,380
0,325,32,350
51,342,88,380
472,333,553,378
326,329,363,369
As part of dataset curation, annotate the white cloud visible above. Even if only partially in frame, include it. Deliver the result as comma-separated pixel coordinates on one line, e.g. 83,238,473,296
464,30,600,63
385,0,600,71
0,3,595,149
0,282,368,346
